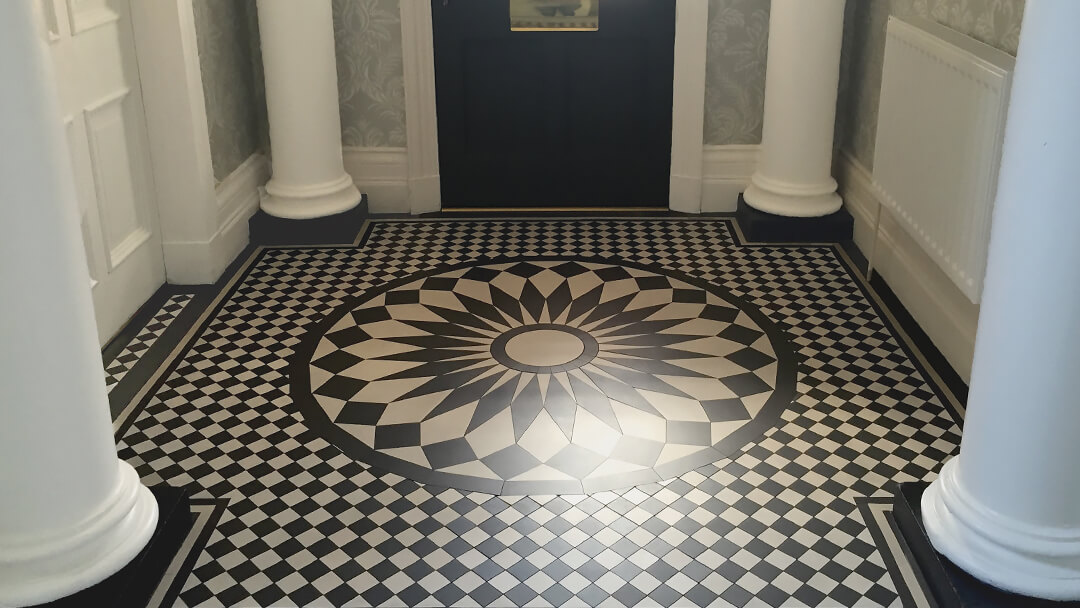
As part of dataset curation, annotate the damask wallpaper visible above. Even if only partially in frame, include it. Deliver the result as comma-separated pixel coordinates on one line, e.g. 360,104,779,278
333,0,408,148
836,0,1026,169
703,0,771,146
192,0,267,182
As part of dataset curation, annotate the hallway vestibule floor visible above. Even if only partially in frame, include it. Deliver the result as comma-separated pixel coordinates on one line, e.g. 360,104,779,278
115,217,963,608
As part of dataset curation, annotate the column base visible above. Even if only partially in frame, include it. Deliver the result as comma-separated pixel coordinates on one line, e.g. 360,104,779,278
31,485,195,608
742,178,843,218
920,459,1080,601
250,195,369,246
260,173,362,220
0,463,159,607
736,194,853,242
893,480,1080,607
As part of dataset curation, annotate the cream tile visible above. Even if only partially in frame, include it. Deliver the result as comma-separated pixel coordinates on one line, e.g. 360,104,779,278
452,278,496,305
378,390,452,425
586,459,649,478
315,395,347,421
353,376,436,408
529,268,566,297
511,464,575,482
382,446,430,468
638,388,710,422
570,408,621,457
343,338,421,359
625,289,672,311
489,272,527,299
567,270,604,298
656,443,710,467
654,376,737,402
361,320,432,339
645,302,706,321
421,401,478,446
610,400,667,442
342,359,425,382
343,423,376,448
440,459,500,479
419,289,469,313
386,304,447,323
309,366,334,391
465,407,515,459
662,356,747,379
518,410,570,462
712,420,749,444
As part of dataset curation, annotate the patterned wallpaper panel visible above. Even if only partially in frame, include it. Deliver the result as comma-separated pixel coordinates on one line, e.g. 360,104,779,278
836,0,1026,170
703,0,771,146
333,0,408,148
193,0,1023,172
331,0,767,148
192,0,267,182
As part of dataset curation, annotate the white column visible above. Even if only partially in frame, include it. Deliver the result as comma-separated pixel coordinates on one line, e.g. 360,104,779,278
742,0,845,217
921,0,1080,600
0,2,158,606
256,0,360,219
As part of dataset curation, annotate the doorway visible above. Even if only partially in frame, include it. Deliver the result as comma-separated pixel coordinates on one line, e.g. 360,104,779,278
431,0,676,208
43,0,167,344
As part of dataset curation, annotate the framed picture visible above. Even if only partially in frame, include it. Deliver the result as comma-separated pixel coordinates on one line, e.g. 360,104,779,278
509,0,599,31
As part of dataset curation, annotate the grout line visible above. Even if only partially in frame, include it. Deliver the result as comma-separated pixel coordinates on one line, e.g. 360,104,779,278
833,246,966,421
113,249,265,434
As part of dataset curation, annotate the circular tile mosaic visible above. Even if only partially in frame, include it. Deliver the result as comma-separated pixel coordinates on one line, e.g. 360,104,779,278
292,258,797,494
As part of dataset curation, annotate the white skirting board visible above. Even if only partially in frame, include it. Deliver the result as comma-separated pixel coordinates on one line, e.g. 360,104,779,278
343,147,410,214
343,145,759,214
701,145,758,213
837,152,979,382
163,153,269,284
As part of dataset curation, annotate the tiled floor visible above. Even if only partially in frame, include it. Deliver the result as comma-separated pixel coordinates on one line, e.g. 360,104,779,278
104,293,194,392
115,218,963,607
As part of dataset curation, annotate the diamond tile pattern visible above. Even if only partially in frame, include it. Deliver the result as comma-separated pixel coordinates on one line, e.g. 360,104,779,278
295,258,795,495
104,293,193,392
119,220,962,607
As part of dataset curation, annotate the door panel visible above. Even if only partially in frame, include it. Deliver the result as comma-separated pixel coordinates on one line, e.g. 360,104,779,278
44,0,166,344
433,0,675,207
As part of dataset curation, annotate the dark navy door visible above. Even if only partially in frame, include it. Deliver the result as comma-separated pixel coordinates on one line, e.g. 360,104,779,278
432,0,676,207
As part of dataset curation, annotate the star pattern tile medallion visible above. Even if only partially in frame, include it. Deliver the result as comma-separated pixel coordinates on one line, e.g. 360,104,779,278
292,257,798,494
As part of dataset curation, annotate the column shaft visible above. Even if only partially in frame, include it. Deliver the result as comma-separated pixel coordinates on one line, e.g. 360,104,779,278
743,0,845,217
257,0,360,219
921,0,1080,599
0,2,157,606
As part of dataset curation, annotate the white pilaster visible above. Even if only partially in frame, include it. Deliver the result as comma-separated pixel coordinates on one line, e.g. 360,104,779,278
0,2,158,606
256,0,360,219
742,0,845,217
921,0,1080,600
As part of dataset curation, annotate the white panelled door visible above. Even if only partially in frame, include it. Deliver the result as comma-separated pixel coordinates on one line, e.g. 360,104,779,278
41,0,166,344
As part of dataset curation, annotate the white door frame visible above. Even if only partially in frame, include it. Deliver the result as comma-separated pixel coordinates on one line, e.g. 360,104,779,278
399,0,710,213
128,0,222,283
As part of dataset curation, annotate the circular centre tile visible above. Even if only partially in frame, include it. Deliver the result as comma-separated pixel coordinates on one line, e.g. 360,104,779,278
504,329,584,367
292,257,797,495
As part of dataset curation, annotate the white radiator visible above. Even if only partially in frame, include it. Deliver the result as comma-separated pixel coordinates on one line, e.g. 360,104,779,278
873,16,1014,303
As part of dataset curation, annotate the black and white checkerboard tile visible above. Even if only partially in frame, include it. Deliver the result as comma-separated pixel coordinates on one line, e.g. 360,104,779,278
117,219,962,607
104,293,193,392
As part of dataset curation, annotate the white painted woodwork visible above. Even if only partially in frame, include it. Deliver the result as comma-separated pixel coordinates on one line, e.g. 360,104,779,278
400,0,442,214
921,0,1080,599
0,3,157,604
45,0,166,343
743,0,846,217
875,16,1014,304
256,0,361,219
128,0,229,285
668,0,709,213
838,152,979,383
